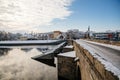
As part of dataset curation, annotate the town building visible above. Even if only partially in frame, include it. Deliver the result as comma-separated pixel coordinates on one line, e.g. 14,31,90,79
53,31,62,39
93,32,116,40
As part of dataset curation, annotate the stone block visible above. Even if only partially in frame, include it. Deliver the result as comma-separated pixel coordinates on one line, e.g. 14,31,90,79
57,51,77,80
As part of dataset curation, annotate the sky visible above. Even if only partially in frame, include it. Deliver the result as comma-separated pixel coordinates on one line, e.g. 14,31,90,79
0,0,120,33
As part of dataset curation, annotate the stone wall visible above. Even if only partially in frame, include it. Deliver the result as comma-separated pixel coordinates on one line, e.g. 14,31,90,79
57,51,77,80
73,41,119,80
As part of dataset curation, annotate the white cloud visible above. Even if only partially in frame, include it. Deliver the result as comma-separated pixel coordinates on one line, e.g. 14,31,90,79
0,0,73,32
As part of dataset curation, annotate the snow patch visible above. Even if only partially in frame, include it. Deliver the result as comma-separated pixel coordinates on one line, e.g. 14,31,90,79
58,51,76,58
84,40,120,51
75,40,120,79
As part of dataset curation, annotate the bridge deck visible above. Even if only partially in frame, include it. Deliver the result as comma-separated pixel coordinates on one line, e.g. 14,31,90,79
76,39,120,77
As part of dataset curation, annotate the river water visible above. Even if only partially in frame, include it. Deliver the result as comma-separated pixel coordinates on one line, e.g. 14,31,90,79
0,46,57,80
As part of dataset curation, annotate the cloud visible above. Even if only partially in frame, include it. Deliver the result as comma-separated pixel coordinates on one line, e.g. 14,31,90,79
0,0,73,32
0,48,57,80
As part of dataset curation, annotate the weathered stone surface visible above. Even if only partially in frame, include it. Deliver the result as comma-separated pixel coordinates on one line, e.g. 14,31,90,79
57,51,77,80
62,47,73,53
56,40,119,80
73,40,119,80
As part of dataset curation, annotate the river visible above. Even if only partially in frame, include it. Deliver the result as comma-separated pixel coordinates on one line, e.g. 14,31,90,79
0,46,57,80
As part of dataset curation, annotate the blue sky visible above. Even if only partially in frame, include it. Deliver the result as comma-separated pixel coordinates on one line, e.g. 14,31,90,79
48,0,120,32
0,0,120,33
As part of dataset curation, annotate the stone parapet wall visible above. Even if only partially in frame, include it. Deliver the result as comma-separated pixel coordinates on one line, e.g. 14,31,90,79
58,56,77,80
73,41,119,80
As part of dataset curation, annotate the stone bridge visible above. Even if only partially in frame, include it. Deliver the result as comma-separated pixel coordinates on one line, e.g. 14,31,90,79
57,39,120,80
0,39,120,80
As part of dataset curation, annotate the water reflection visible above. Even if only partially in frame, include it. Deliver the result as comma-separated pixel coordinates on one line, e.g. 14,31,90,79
0,48,12,56
36,48,49,53
20,47,51,53
0,48,57,80
21,48,33,52
0,45,56,54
